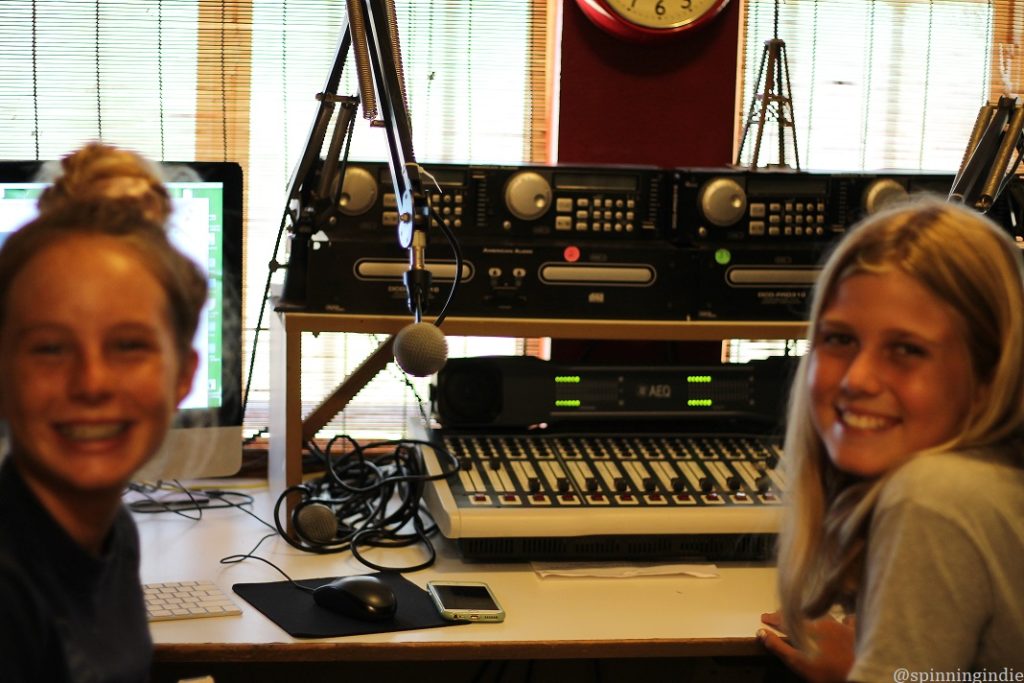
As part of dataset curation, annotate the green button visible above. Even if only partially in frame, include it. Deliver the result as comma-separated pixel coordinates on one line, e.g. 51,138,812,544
714,249,731,266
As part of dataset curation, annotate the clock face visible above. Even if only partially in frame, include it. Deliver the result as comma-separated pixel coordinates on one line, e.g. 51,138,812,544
606,0,725,29
576,0,731,40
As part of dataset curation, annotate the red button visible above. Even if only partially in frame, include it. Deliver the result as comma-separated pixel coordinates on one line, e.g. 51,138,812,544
563,245,580,262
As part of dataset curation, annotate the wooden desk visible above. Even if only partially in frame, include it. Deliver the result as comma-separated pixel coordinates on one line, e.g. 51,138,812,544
268,311,806,516
139,488,779,664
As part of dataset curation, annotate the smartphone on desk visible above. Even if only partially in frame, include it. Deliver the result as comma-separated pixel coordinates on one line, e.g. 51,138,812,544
426,581,505,623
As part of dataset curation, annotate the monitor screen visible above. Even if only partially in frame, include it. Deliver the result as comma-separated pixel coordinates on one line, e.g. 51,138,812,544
0,159,243,482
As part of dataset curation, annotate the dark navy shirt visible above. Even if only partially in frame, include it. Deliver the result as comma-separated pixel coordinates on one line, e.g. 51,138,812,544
0,460,152,682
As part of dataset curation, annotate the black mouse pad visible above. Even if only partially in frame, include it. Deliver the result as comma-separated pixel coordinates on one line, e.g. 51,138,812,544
232,571,462,638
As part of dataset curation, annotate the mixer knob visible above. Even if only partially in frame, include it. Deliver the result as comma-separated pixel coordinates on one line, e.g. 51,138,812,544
862,178,909,215
489,458,502,470
755,474,772,494
557,477,571,494
726,475,742,492
504,171,552,221
527,476,541,493
642,476,657,493
699,476,715,494
614,477,629,493
671,477,686,493
699,176,748,227
335,165,379,216
585,476,599,493
459,458,473,471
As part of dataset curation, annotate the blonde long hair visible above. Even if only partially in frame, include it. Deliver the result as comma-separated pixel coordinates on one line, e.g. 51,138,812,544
777,198,1024,648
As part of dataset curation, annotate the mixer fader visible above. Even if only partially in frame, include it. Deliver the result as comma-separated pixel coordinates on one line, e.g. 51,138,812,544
419,431,785,562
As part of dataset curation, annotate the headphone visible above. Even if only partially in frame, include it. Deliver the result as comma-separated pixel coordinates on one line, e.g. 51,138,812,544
272,436,459,572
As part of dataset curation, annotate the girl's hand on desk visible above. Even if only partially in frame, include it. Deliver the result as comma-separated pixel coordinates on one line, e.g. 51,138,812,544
758,610,855,683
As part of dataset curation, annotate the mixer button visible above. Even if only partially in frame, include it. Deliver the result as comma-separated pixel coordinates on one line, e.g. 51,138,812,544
585,476,599,493
557,477,571,493
527,476,541,493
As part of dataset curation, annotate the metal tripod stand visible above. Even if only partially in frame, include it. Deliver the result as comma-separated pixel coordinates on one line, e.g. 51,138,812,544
736,1,800,170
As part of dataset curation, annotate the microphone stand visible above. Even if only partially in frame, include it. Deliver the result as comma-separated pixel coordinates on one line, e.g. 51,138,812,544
275,0,442,440
950,95,1024,213
277,0,431,319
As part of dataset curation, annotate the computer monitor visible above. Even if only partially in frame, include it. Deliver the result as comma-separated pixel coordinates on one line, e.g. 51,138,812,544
0,159,244,482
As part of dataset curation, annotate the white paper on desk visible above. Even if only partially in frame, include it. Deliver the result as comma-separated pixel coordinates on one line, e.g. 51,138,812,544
531,561,718,579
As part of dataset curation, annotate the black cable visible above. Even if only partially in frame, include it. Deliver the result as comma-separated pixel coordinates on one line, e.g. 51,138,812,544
219,531,315,594
271,435,460,572
427,199,463,327
242,199,292,419
125,481,261,518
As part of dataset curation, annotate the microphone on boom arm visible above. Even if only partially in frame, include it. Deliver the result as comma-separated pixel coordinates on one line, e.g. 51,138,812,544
394,222,448,377
346,0,449,377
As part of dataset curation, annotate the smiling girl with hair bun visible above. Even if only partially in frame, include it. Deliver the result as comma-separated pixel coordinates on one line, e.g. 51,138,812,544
0,143,206,682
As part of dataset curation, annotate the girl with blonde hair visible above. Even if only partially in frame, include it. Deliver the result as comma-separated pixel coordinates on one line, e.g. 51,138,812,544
760,199,1024,681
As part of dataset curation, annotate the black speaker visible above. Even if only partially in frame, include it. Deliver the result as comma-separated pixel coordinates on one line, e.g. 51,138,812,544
433,356,553,428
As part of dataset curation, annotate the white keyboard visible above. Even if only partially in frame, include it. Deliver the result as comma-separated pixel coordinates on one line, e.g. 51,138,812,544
143,580,242,622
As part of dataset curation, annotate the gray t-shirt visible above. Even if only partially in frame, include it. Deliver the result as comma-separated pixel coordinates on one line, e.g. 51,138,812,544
849,449,1024,682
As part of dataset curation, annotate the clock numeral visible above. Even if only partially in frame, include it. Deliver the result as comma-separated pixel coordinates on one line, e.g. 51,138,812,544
626,0,692,17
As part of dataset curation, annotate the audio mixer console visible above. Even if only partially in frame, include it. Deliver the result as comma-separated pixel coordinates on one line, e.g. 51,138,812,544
418,429,785,562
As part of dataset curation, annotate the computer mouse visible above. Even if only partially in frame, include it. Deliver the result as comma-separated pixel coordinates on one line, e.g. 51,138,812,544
312,574,398,622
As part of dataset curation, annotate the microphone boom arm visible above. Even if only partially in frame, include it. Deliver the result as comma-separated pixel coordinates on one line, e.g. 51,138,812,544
279,0,433,321
950,95,1024,213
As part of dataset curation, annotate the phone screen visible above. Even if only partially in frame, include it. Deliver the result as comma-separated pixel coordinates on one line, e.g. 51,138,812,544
431,583,499,610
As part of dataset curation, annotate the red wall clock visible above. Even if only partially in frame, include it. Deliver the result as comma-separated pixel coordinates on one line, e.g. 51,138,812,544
575,0,732,42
